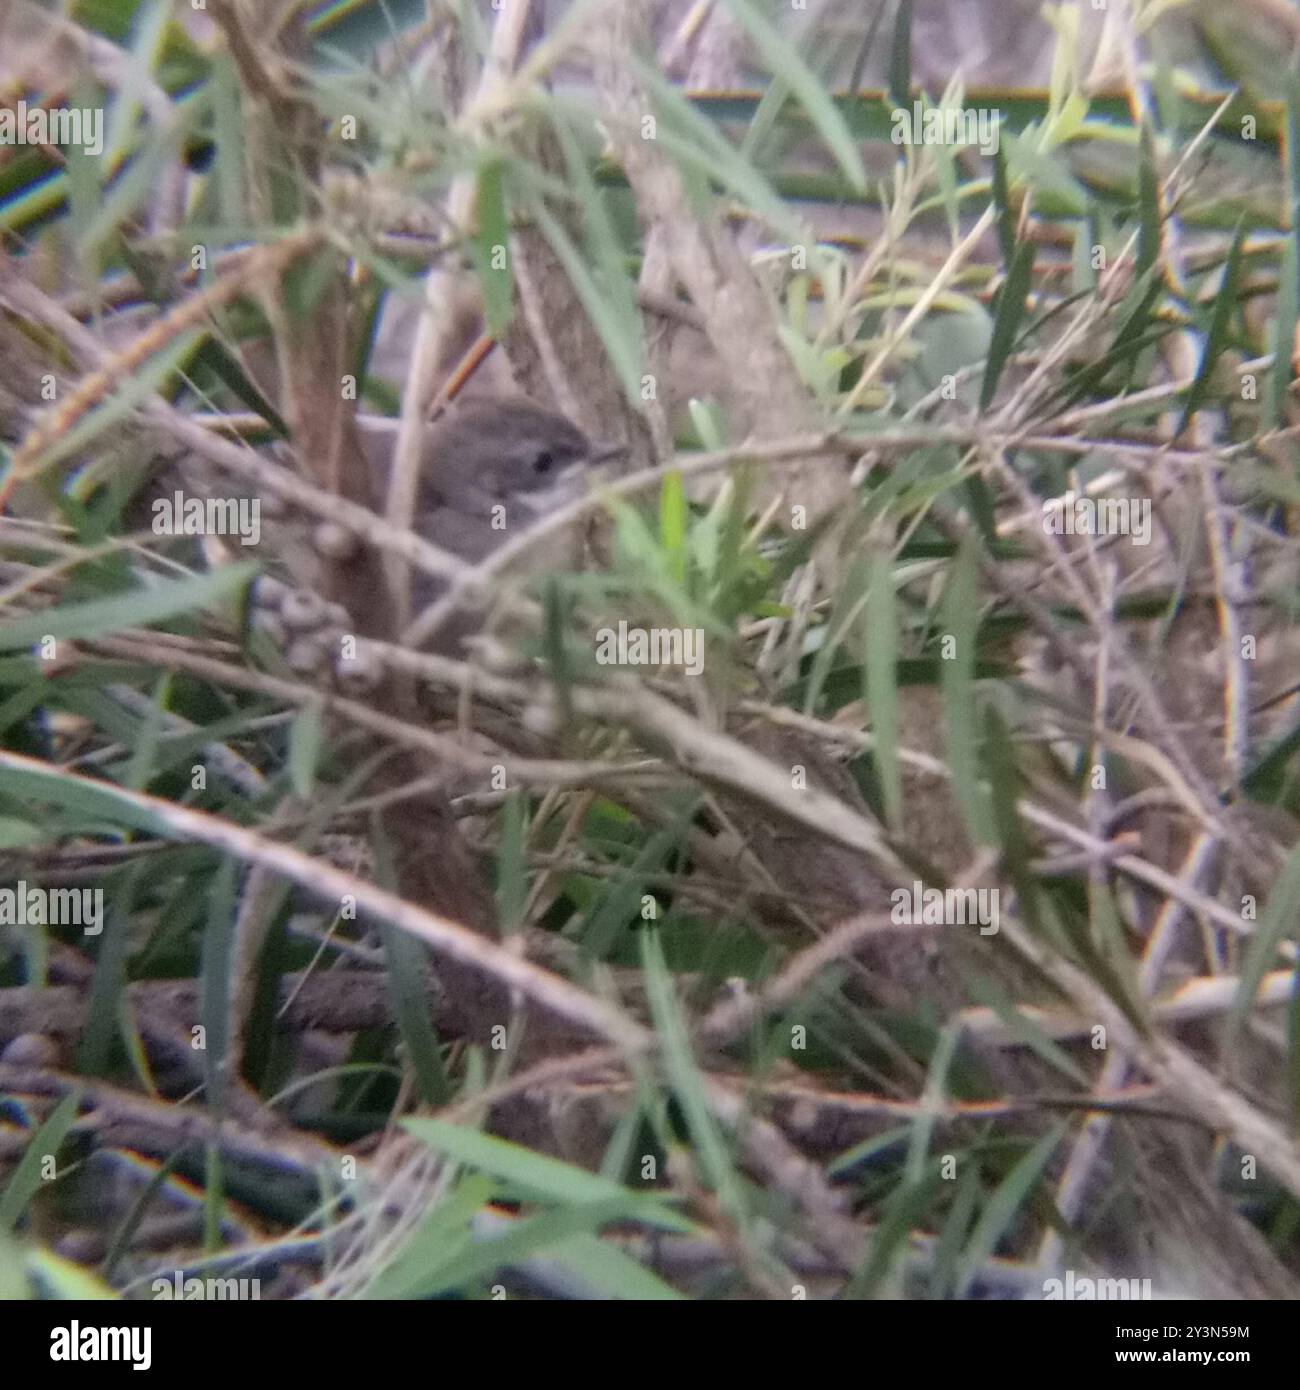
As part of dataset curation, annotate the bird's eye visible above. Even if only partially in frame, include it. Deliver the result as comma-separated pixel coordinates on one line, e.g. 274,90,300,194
533,449,555,476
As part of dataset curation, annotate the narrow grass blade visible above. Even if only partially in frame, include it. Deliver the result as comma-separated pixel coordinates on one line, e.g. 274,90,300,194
954,1123,1065,1298
928,1161,981,1299
1231,841,1300,1047
123,672,171,793
471,154,512,336
1136,121,1161,282
496,790,528,937
379,918,450,1105
371,813,449,1105
980,704,1041,935
964,970,1089,1085
1271,239,1298,429
980,239,1034,411
76,879,132,1078
1178,216,1247,436
1276,70,1300,428
905,1021,963,1185
991,142,1016,270
287,698,325,799
722,0,867,193
888,0,914,108
865,545,903,828
852,1170,943,1297
0,563,257,652
199,858,239,1114
640,930,745,1218
402,1116,685,1220
1288,956,1300,1134
529,199,642,407
659,469,688,589
938,534,988,843
0,1088,82,1232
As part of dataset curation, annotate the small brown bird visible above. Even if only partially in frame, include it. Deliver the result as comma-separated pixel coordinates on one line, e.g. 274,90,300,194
355,396,627,654
358,396,626,565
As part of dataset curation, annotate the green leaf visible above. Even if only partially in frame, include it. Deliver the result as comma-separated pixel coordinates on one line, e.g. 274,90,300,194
1086,877,1145,1024
287,699,324,799
361,1174,493,1299
529,199,642,407
1231,841,1300,1046
1003,129,1089,216
938,533,989,842
103,1151,188,1282
123,672,171,793
103,0,172,170
0,754,172,838
865,546,903,828
0,1088,82,1232
928,1161,981,1299
964,971,1088,1085
888,0,914,108
722,0,867,194
991,141,1016,270
541,574,575,732
905,1022,963,1186
804,549,870,714
659,470,688,589
640,929,745,1219
1273,78,1300,433
203,1142,224,1254
0,562,257,652
537,1230,685,1300
1271,240,1299,429
954,1124,1065,1298
379,1196,681,1299
1072,214,1099,295
76,873,133,1078
1241,716,1300,803
209,53,247,226
628,57,802,247
1287,956,1300,1135
1136,121,1161,282
582,827,681,962
980,705,1041,936
496,790,528,936
1178,216,1247,436
0,817,45,848
24,329,205,476
853,1170,943,1297
471,154,513,336
281,248,341,322
188,336,287,436
402,1117,686,1222
380,917,450,1106
199,859,239,1114
372,813,449,1106
980,239,1034,411
829,1124,910,1178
